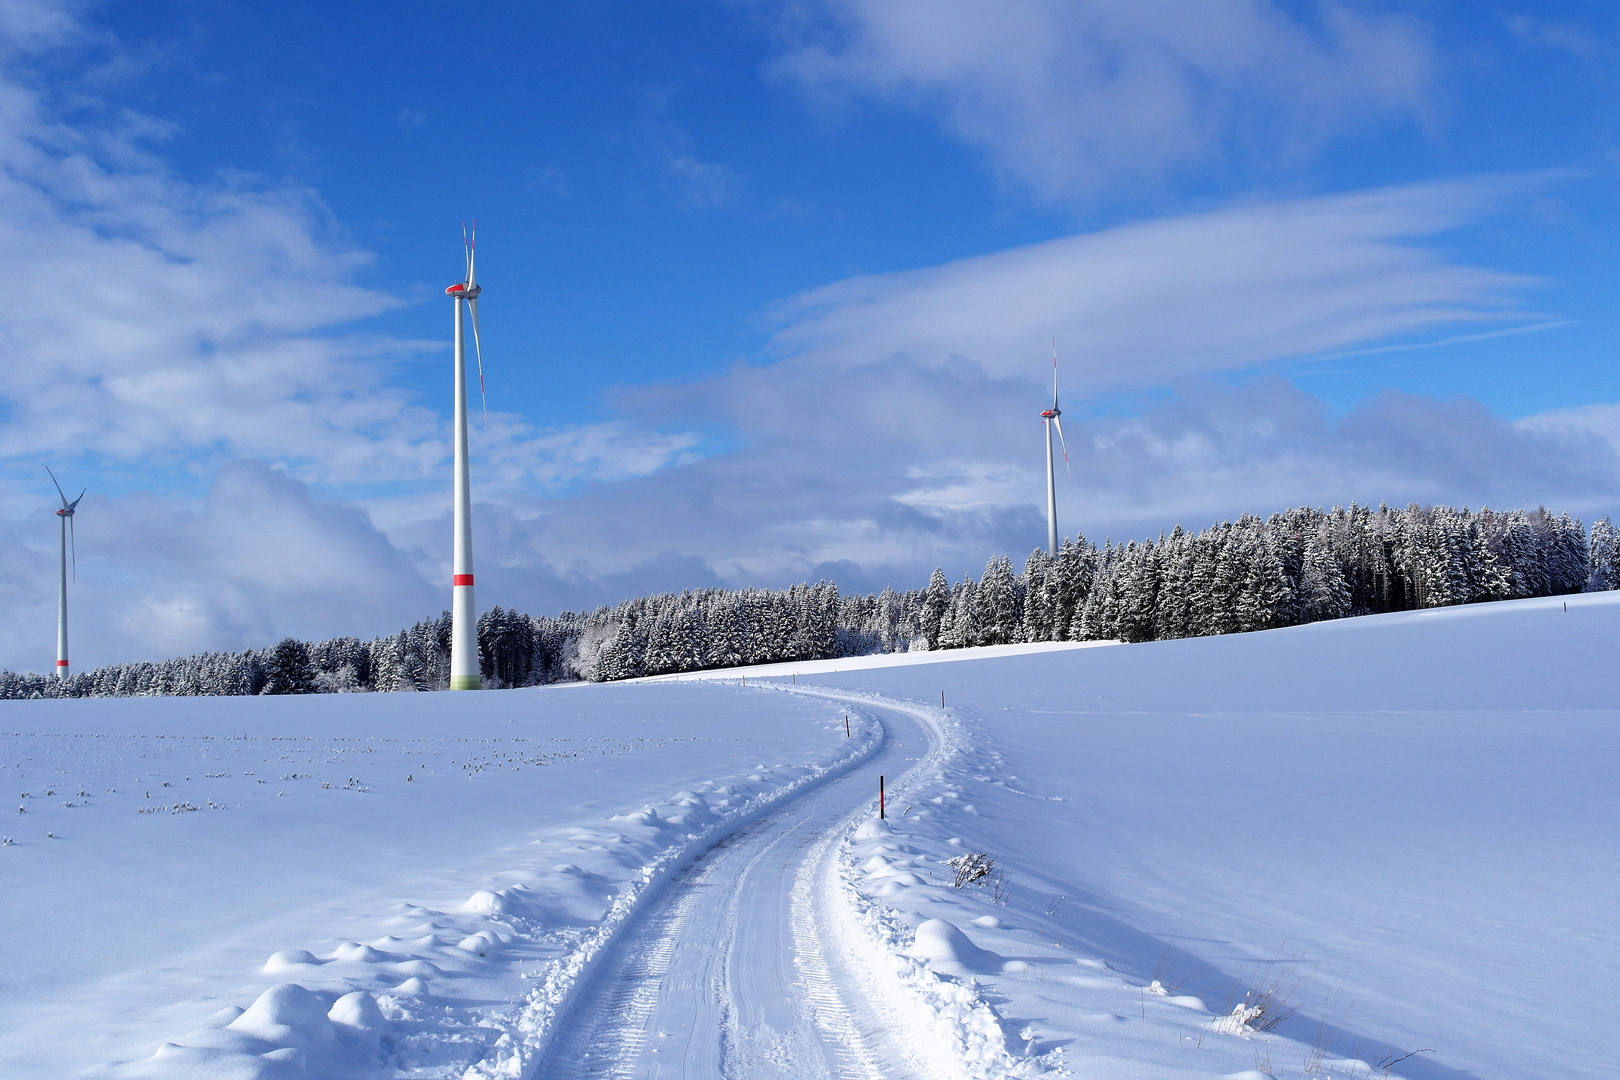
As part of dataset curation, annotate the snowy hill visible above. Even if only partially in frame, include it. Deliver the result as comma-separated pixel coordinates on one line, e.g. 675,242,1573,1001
1,592,1613,1079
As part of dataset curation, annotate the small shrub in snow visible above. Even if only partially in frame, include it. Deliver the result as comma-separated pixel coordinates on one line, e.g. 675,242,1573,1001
1215,955,1311,1035
945,851,994,887
1211,1001,1266,1035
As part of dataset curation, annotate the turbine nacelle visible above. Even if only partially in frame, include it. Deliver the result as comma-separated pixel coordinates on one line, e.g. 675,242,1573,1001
445,282,482,298
1040,408,1060,419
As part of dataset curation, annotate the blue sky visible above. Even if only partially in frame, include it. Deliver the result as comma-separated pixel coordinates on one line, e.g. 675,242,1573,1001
4,0,1620,670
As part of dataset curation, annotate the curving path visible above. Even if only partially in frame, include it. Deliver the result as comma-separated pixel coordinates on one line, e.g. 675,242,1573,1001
533,697,938,1080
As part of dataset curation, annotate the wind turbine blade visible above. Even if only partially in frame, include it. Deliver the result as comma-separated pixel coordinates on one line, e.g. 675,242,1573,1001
1052,338,1060,409
70,488,85,512
461,219,471,282
468,295,487,425
68,513,76,580
466,219,477,289
45,465,69,509
1053,415,1071,478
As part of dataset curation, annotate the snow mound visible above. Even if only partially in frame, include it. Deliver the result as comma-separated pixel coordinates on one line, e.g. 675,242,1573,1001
261,949,320,974
329,941,387,963
853,817,893,840
227,983,336,1048
459,889,510,915
909,917,1003,977
327,990,387,1032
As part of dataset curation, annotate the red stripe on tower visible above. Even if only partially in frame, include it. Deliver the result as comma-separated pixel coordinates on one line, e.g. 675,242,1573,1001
453,574,474,587
56,660,68,666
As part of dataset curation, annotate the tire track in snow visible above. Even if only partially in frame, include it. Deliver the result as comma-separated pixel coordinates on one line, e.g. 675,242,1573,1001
530,701,939,1080
538,854,710,1079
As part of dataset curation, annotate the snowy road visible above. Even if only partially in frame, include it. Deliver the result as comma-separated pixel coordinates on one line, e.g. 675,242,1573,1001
535,697,938,1080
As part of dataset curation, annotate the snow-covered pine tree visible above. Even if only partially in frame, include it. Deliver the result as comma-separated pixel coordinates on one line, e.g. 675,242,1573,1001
1020,550,1054,643
261,639,317,695
369,635,404,691
1113,541,1160,643
1300,525,1352,622
1053,534,1096,638
920,568,950,649
1075,542,1121,640
1546,511,1590,595
1589,516,1620,591
976,556,1020,645
939,577,978,650
1151,527,1191,641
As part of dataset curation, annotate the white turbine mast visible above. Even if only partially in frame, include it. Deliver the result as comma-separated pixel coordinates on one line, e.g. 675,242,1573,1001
46,466,84,681
1040,340,1070,555
444,222,486,691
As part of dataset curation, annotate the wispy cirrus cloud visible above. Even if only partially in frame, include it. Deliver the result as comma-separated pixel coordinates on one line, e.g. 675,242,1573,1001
764,177,1546,395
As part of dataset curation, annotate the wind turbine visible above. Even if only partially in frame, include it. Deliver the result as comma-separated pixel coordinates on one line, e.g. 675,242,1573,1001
1040,341,1070,555
443,222,486,691
46,467,84,681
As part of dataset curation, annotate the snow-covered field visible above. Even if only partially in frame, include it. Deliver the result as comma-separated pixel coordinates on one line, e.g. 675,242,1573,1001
3,592,1614,1079
0,686,878,1078
790,592,1620,1080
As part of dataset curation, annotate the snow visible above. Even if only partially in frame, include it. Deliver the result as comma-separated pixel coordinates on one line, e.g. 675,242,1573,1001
631,638,1117,683
789,591,1620,1080
0,684,877,1078
3,591,1614,1079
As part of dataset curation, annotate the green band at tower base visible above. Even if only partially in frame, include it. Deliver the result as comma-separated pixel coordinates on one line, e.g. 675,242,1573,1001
450,675,483,691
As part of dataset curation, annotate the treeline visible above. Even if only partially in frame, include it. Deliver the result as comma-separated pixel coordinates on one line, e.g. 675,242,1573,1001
4,503,1616,699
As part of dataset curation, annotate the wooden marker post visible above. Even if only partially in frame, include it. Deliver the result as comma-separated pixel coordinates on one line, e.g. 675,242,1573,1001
941,690,945,707
845,714,850,737
880,775,885,819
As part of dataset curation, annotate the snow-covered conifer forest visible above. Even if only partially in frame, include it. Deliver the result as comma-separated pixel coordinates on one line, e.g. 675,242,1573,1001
4,502,1611,697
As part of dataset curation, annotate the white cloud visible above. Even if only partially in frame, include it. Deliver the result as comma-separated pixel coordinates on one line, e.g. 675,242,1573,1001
1517,402,1620,481
0,1,705,495
0,461,438,671
0,27,432,477
663,155,745,210
769,0,1436,202
1506,13,1614,62
765,178,1543,394
431,361,1620,622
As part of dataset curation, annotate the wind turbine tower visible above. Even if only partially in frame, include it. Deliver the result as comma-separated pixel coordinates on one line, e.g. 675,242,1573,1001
1040,342,1070,555
46,467,83,681
444,224,487,690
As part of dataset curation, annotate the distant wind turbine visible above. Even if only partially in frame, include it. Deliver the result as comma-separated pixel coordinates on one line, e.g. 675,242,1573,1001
45,467,83,681
1040,341,1070,555
443,222,486,691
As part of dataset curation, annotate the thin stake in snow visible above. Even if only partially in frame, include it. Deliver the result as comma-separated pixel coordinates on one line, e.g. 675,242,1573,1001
845,715,850,737
879,774,885,819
